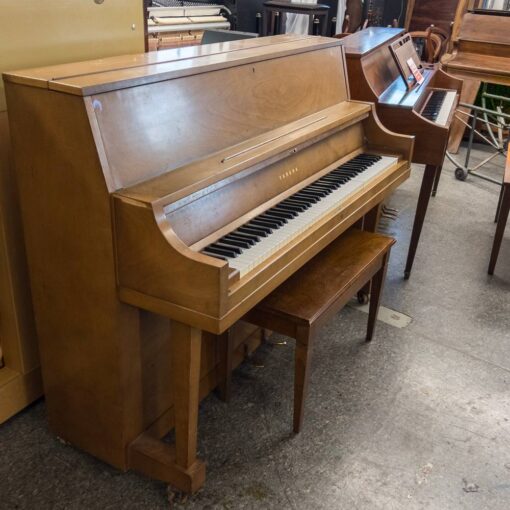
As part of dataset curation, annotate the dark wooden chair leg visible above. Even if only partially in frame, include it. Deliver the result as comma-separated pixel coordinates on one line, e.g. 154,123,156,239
431,164,443,197
366,252,390,342
293,326,312,434
217,330,233,402
404,164,436,279
488,185,510,275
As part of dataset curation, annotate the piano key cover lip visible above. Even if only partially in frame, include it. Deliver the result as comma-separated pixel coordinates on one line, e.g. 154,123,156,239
112,102,373,211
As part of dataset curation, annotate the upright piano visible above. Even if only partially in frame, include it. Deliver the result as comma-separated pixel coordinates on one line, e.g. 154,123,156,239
4,35,413,493
341,28,462,278
443,10,510,86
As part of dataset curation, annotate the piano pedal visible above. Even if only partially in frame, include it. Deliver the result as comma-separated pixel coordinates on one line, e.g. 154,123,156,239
381,205,399,219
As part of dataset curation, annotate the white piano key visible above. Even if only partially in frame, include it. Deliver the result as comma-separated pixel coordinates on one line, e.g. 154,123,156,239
223,155,397,277
434,90,457,126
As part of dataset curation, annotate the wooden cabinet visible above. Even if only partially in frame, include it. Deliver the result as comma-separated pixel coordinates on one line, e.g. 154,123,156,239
0,0,144,424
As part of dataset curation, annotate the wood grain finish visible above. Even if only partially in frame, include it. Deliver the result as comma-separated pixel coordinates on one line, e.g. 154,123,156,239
406,0,459,34
5,36,413,492
0,0,146,424
0,112,42,424
443,12,510,86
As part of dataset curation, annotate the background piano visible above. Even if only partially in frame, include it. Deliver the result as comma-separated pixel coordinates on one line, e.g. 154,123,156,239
341,28,462,279
442,8,510,86
5,35,413,493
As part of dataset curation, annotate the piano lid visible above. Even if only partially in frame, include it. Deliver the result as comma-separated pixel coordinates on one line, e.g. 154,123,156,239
3,35,341,96
340,27,404,58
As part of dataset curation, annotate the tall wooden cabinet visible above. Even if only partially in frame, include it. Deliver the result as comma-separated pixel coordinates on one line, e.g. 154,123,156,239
0,0,145,424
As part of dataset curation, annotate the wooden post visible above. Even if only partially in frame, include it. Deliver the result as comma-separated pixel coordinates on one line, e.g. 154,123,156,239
170,320,202,469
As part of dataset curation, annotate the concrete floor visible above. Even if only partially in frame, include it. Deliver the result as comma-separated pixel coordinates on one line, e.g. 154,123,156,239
1,144,509,510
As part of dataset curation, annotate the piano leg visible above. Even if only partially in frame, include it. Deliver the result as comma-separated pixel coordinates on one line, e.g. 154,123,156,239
431,165,443,197
488,183,510,275
128,320,206,493
404,164,436,279
217,329,234,402
170,321,202,469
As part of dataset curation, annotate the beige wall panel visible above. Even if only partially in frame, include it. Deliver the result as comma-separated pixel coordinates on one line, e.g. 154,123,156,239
0,0,145,111
0,0,144,423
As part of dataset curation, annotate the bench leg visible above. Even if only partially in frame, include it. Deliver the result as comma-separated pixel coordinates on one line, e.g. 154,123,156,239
366,251,391,342
358,203,383,303
488,184,510,275
217,330,234,402
294,326,312,434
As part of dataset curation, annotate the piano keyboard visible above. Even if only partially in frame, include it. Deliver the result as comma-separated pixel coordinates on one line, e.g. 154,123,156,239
202,153,397,276
422,90,457,126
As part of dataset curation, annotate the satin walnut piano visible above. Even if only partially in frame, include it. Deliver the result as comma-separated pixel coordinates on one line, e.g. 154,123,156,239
4,35,413,493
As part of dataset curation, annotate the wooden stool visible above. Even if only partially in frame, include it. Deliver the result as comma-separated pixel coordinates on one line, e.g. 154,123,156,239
219,228,395,433
488,153,510,275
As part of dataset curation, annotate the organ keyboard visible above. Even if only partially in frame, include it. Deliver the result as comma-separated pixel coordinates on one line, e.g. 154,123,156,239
4,35,413,493
341,28,463,278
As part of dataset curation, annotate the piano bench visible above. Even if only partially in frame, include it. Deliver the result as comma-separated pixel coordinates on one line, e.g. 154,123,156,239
219,228,395,433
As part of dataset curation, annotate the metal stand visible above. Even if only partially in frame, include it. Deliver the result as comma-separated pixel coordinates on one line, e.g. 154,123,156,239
446,84,509,185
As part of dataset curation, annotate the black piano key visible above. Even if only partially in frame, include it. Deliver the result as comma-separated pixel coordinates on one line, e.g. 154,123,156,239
225,232,257,244
315,181,340,190
210,242,243,255
202,249,228,261
250,218,278,230
307,184,333,193
205,245,238,258
245,222,272,234
232,230,261,242
297,189,327,198
221,236,253,249
268,208,295,219
259,213,287,225
283,197,312,208
293,192,320,203
238,226,268,237
272,205,299,216
340,163,368,171
276,202,305,212
319,176,346,185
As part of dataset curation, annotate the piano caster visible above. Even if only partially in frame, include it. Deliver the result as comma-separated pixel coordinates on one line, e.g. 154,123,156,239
455,167,468,181
357,291,369,305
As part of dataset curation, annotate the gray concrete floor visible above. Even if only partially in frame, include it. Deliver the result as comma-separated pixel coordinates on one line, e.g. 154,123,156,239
1,144,510,510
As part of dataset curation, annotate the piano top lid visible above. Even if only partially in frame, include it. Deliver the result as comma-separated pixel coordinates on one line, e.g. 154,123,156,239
3,35,342,96
340,27,405,58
